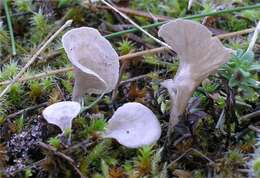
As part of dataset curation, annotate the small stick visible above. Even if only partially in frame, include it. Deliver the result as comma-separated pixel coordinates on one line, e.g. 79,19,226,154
37,141,86,178
0,67,74,85
80,92,105,113
119,73,151,86
240,110,260,122
168,148,215,168
100,0,172,49
104,4,260,39
1,158,47,177
0,47,167,85
248,125,260,133
64,140,94,154
216,27,255,39
168,148,193,168
245,21,260,54
0,20,73,99
94,5,171,21
6,102,48,119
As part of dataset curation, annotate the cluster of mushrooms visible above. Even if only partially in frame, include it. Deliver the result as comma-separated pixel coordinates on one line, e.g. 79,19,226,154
42,19,232,148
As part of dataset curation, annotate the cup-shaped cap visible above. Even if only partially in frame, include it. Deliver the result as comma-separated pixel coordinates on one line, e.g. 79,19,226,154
103,102,161,148
158,19,232,126
158,19,232,82
62,27,119,101
42,101,81,132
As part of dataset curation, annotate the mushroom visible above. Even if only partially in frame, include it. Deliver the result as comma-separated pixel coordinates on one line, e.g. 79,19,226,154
103,102,161,148
42,101,81,133
158,19,232,129
62,27,120,102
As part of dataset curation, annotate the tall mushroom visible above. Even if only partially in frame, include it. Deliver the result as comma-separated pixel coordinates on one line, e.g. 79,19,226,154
103,102,161,148
62,27,120,102
158,19,232,132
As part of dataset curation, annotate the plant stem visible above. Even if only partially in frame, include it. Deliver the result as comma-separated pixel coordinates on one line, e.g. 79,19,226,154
3,0,16,55
80,93,105,113
245,21,260,54
104,3,260,39
101,0,172,49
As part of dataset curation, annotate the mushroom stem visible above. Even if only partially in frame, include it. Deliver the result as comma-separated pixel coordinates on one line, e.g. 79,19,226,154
161,78,196,139
72,72,85,102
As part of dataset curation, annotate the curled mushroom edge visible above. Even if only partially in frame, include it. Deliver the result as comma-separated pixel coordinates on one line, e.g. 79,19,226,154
102,102,162,148
158,19,233,127
62,27,120,102
42,101,81,133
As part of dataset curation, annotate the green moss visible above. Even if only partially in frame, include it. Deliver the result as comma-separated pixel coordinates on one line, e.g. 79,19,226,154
8,83,24,105
0,62,19,81
47,136,61,150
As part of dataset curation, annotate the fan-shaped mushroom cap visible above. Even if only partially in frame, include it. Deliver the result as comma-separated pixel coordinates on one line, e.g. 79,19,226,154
103,102,161,148
62,27,120,102
42,101,81,132
158,19,232,126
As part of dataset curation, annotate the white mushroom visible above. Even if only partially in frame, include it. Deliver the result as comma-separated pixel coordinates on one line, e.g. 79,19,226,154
62,27,120,102
42,101,81,132
158,19,232,128
103,102,161,148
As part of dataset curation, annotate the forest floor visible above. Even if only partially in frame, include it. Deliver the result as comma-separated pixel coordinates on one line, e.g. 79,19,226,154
0,0,260,178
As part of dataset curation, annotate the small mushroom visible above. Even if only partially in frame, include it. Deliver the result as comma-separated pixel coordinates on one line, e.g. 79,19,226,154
62,27,120,102
42,101,81,133
103,102,161,148
158,19,232,128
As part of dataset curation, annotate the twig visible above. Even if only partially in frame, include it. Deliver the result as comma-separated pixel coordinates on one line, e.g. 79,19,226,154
0,47,167,85
1,158,47,177
6,102,48,119
168,148,192,168
216,27,255,39
191,148,215,165
94,5,171,21
245,21,260,53
37,141,86,178
3,0,16,55
64,140,94,154
240,110,260,122
0,67,73,85
173,133,192,146
0,20,73,99
216,109,225,129
119,73,151,86
0,12,31,20
55,82,66,101
248,125,260,133
104,3,260,38
168,148,215,168
215,109,228,135
100,0,172,49
80,92,105,113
